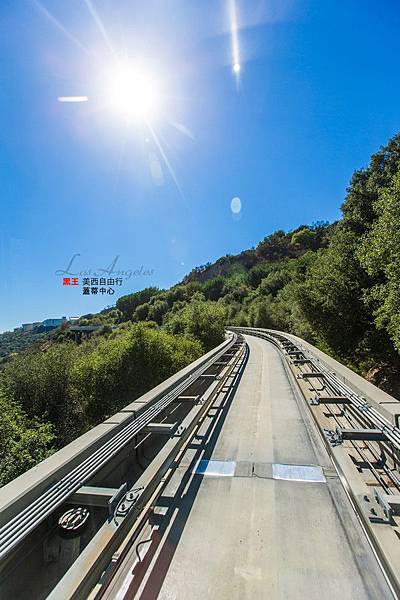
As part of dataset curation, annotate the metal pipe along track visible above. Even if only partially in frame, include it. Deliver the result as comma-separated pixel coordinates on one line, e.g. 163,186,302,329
0,334,238,561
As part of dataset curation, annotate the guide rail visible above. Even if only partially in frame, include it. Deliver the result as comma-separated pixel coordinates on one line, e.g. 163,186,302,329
0,333,240,562
231,326,400,598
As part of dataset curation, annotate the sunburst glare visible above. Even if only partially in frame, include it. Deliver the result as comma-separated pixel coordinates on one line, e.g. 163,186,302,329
105,62,161,121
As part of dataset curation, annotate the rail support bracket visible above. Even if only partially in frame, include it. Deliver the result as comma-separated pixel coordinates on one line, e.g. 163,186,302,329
299,372,325,379
359,493,392,524
313,395,352,406
339,427,387,442
108,483,128,519
324,426,387,446
144,422,178,435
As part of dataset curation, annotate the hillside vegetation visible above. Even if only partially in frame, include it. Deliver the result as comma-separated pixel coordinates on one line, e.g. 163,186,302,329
2,132,400,485
0,329,46,362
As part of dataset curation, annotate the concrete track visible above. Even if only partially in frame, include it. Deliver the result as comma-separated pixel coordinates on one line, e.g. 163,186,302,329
107,335,392,600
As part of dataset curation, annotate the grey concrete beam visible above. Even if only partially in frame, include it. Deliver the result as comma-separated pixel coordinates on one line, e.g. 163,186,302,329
0,335,234,526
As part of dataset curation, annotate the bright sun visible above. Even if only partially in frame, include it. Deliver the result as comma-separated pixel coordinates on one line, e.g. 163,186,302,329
107,62,160,121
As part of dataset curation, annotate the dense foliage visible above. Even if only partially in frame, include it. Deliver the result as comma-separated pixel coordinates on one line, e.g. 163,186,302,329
0,324,202,484
0,329,46,362
2,132,400,485
0,391,54,486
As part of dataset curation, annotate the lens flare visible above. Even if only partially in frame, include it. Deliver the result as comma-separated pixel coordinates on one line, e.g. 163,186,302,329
106,62,161,120
58,96,88,102
231,196,242,214
229,0,241,77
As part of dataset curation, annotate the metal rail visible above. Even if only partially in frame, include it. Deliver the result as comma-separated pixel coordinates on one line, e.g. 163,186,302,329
47,335,247,600
231,326,400,598
0,334,238,561
234,328,400,453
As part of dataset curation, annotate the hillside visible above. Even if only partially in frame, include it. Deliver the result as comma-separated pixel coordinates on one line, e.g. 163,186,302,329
182,222,331,285
111,132,400,396
0,329,47,363
2,131,400,485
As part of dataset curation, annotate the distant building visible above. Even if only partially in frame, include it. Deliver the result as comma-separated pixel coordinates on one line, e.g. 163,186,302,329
17,316,69,333
42,317,67,329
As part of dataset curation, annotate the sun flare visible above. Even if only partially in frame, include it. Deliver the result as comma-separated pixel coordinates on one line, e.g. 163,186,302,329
106,62,161,121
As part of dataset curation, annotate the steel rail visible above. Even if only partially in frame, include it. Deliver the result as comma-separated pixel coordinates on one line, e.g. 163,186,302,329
317,396,391,488
309,354,400,448
322,401,398,492
256,327,400,490
239,328,400,451
242,327,400,489
232,327,400,598
0,334,238,561
92,340,249,600
337,402,400,490
0,336,238,553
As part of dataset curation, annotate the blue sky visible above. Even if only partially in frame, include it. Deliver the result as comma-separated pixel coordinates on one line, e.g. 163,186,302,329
1,0,399,332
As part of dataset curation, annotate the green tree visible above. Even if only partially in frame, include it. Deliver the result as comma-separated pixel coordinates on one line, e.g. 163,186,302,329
116,287,160,320
166,299,226,351
72,324,202,423
147,300,169,325
291,227,316,249
357,170,400,350
247,262,273,288
296,227,370,356
248,299,273,328
2,343,84,446
296,133,400,361
258,269,290,297
203,276,225,301
132,302,150,322
0,391,54,486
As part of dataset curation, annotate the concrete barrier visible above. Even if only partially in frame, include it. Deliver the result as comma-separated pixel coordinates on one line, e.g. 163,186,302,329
0,335,233,526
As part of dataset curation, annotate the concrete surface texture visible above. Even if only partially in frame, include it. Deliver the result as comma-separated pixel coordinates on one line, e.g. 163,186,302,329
127,335,392,599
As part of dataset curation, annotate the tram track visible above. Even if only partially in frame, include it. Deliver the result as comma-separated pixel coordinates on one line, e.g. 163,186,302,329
231,327,400,599
2,327,400,599
0,333,242,563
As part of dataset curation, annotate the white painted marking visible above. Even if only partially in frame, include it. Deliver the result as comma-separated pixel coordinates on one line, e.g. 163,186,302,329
272,463,326,483
194,459,236,477
193,460,326,482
